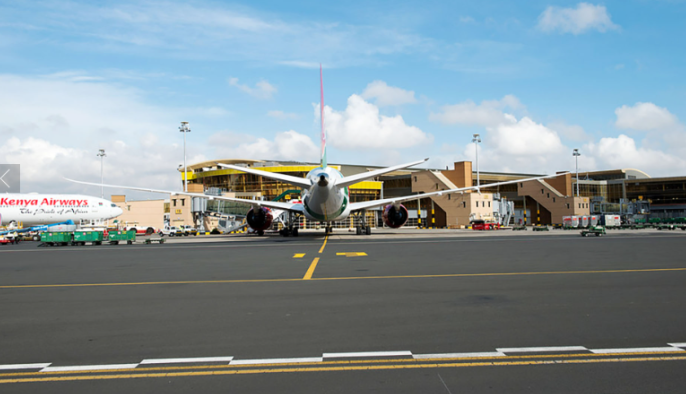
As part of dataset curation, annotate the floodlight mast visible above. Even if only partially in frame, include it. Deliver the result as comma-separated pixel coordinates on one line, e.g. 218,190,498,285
179,122,191,192
472,134,481,187
97,149,106,198
573,148,581,197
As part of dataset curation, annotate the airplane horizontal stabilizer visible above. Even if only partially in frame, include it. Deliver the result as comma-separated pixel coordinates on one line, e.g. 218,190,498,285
334,158,429,189
215,163,312,189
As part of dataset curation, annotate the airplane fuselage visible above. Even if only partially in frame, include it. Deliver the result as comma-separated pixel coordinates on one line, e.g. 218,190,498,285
301,167,351,222
0,194,123,227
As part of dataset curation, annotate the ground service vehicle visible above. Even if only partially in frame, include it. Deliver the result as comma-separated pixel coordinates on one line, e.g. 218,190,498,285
124,224,156,235
471,220,500,230
158,225,177,237
180,225,199,236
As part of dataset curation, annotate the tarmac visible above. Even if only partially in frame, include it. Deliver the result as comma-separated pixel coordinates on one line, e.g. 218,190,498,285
1,228,685,393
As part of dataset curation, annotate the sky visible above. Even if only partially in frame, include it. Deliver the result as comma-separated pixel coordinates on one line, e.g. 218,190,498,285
0,0,685,196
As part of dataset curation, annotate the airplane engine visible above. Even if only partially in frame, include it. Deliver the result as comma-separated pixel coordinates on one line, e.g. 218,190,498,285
246,207,273,231
382,204,409,228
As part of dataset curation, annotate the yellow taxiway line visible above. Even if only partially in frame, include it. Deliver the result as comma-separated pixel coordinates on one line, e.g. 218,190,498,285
1,268,685,289
303,258,320,280
1,354,685,384
0,350,683,378
318,235,328,254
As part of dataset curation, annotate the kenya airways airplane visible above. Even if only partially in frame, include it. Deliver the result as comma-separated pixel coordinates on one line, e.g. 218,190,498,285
69,67,564,236
0,194,123,228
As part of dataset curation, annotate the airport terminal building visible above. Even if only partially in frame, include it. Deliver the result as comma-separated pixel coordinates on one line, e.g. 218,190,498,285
114,159,686,230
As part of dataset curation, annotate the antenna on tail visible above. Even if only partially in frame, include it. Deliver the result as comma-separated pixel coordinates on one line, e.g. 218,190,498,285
320,64,327,168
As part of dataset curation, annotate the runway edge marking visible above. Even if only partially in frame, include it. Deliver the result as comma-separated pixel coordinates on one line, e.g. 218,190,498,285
140,357,234,365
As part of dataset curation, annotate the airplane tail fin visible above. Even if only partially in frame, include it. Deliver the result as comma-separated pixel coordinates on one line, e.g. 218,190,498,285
320,64,327,169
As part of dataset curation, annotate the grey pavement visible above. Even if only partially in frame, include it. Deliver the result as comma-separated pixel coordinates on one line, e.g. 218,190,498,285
1,231,685,392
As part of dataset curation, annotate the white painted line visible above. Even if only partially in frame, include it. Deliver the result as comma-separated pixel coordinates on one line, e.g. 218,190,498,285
323,351,413,358
41,364,139,372
590,347,686,354
230,357,323,365
414,352,506,359
497,346,587,353
140,357,234,365
0,363,51,371
668,343,686,348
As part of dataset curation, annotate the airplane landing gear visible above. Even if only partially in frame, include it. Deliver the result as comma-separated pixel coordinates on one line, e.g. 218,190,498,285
356,211,371,235
280,212,299,237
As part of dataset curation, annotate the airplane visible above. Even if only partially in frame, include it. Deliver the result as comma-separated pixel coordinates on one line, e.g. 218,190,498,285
68,66,567,237
0,193,123,234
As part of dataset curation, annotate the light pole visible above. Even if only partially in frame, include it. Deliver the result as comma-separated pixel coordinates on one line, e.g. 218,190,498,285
472,134,481,187
97,149,106,198
573,148,581,197
179,122,191,192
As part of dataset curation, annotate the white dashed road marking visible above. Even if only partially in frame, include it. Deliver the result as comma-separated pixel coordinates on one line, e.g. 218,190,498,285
140,357,234,365
496,346,588,353
589,347,685,354
41,364,139,372
4,342,685,373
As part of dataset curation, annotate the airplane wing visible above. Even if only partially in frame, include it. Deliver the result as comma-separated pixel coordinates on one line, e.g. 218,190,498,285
215,163,312,189
65,178,304,213
348,173,569,212
334,158,429,189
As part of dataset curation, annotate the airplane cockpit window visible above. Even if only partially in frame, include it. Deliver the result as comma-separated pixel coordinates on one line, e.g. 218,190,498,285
111,204,117,207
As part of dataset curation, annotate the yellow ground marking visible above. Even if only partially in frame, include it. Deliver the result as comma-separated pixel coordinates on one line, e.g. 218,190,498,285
0,350,683,379
293,253,306,258
1,267,685,289
1,355,685,384
336,252,368,257
303,258,320,280
318,235,328,254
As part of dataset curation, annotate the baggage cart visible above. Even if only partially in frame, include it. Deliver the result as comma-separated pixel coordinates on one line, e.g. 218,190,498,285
581,226,606,237
72,231,104,246
41,232,73,246
108,230,136,245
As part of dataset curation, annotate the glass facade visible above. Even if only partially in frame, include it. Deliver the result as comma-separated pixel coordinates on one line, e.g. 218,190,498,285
626,179,686,205
186,165,381,204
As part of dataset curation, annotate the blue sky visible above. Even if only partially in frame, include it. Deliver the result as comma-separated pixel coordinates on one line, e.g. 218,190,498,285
1,0,685,194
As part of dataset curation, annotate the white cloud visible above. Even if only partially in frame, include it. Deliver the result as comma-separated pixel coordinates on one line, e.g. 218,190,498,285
267,110,298,120
547,121,589,142
429,95,524,127
537,3,619,35
228,77,277,99
360,80,417,107
584,135,686,176
491,116,565,155
432,95,686,177
277,61,322,69
615,102,680,131
210,130,318,162
6,1,431,68
459,16,475,24
319,94,432,149
0,74,217,196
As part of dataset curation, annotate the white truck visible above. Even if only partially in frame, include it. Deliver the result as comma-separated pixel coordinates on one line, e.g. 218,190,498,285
159,225,198,237
158,225,178,237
